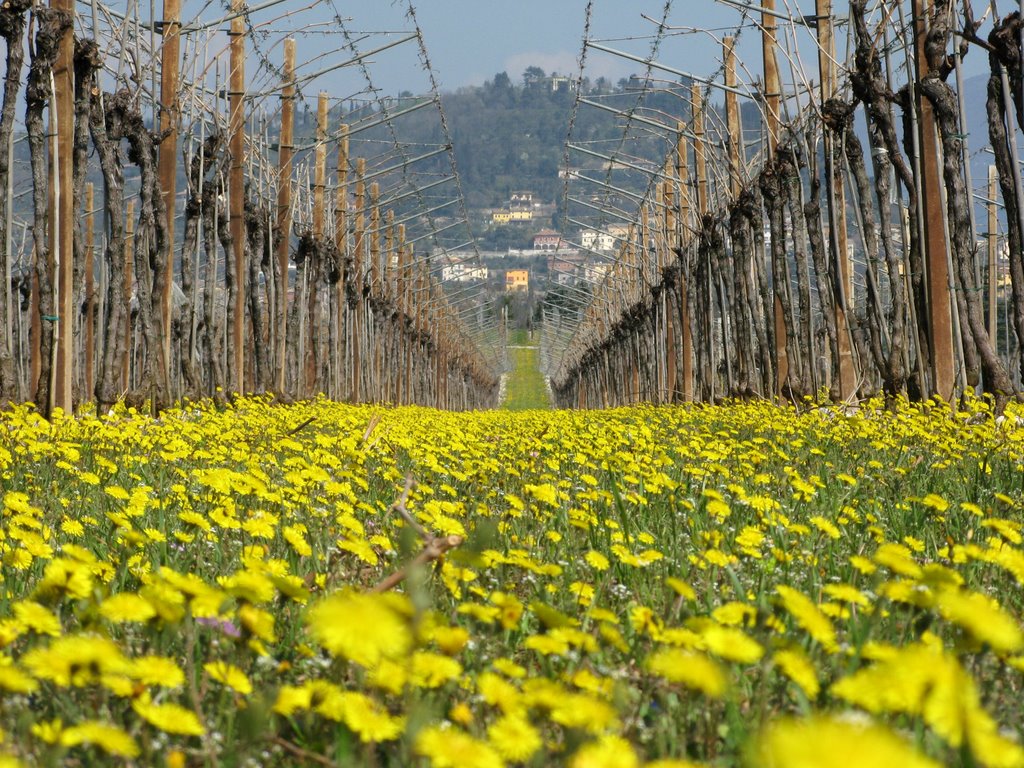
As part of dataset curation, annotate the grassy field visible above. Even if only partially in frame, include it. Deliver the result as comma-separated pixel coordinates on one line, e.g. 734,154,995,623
502,330,550,411
1,395,1023,766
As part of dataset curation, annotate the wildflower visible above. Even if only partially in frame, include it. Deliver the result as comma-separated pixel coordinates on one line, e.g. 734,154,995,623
488,714,542,762
132,699,205,736
22,635,128,686
414,725,503,768
0,657,37,694
336,692,405,742
203,661,252,695
12,601,61,637
60,721,139,759
410,651,463,688
935,587,1023,653
99,593,157,624
585,550,610,571
129,656,184,688
647,648,728,698
306,590,412,667
700,624,764,664
773,648,820,699
753,715,939,768
775,585,838,652
571,735,639,768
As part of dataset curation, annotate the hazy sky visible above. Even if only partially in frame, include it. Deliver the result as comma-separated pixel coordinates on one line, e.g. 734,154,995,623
331,1,992,98
341,1,774,96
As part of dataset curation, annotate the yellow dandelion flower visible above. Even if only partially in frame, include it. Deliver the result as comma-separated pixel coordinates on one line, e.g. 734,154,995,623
0,656,38,694
585,550,610,571
338,692,405,743
129,656,184,688
773,648,820,699
12,601,61,637
753,715,939,768
701,624,764,664
571,734,639,768
666,577,697,601
410,651,463,689
203,661,252,695
414,725,503,768
238,604,277,643
60,721,139,759
22,635,128,687
935,587,1023,654
306,590,412,667
488,713,541,762
647,648,728,698
549,693,619,734
99,593,157,623
132,699,205,736
775,585,838,652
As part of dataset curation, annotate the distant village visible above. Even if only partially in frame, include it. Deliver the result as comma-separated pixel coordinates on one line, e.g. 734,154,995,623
437,189,620,298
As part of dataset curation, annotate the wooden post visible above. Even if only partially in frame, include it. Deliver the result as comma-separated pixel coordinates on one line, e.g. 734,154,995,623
912,0,955,401
84,183,95,402
305,92,328,395
352,158,365,402
663,171,676,403
817,0,857,400
762,0,789,397
334,122,348,400
313,92,328,238
122,200,135,391
724,36,742,200
229,0,246,394
692,85,708,217
158,0,181,382
274,39,295,394
52,0,74,413
987,165,999,345
677,126,693,401
369,183,381,398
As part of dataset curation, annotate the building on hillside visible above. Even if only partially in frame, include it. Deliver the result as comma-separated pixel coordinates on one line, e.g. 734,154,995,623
532,229,564,250
509,191,534,211
509,210,532,221
492,211,512,224
584,262,610,284
505,269,529,292
441,262,488,283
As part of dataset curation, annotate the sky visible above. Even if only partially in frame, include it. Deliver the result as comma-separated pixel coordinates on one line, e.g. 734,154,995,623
277,0,995,103
157,1,996,111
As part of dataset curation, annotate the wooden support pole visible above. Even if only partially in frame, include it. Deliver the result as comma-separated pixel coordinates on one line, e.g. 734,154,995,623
229,0,246,394
761,1,782,153
313,92,328,238
692,85,708,217
122,200,135,392
334,122,348,400
988,165,999,344
676,126,693,401
762,0,789,397
369,182,381,296
52,0,74,413
275,39,295,394
158,0,181,382
352,158,365,402
663,171,676,402
817,0,857,400
724,36,742,200
912,0,955,401
304,92,328,396
84,183,95,402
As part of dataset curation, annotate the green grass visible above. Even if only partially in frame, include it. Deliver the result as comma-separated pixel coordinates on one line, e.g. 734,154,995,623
502,330,550,410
